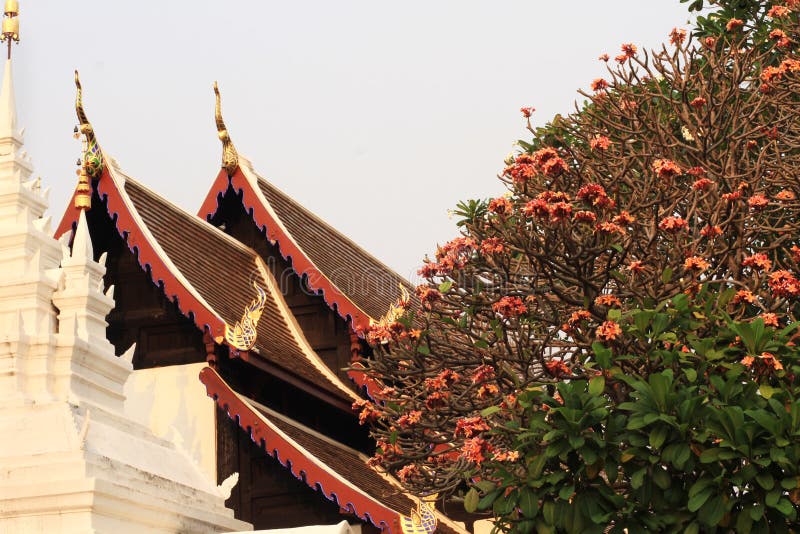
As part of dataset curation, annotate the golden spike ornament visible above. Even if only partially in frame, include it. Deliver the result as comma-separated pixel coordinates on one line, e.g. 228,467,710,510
214,81,239,176
400,495,438,534
224,281,267,352
72,71,103,211
371,283,411,328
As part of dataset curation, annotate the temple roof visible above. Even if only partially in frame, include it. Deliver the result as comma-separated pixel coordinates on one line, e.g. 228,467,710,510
199,159,415,334
55,155,360,408
201,366,465,534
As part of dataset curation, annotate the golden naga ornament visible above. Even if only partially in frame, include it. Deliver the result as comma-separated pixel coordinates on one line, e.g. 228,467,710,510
214,81,239,177
371,283,411,329
224,281,267,352
400,496,438,534
73,71,103,210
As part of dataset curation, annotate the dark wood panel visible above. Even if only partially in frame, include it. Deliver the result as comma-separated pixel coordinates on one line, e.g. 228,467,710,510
216,406,380,532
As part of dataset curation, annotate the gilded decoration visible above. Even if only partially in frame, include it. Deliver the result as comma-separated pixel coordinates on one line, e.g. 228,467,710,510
214,81,239,176
400,497,438,534
224,281,267,351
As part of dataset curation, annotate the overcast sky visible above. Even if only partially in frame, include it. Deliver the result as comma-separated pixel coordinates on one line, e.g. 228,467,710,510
15,1,692,282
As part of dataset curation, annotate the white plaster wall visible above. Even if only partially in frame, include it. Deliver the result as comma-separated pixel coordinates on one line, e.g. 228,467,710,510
124,362,216,482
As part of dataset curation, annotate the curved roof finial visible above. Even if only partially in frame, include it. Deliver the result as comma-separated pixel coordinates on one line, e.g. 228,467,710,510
73,70,103,210
214,81,239,177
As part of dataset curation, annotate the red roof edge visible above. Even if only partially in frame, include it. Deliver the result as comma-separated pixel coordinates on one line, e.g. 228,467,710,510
199,168,372,332
56,169,227,341
199,168,380,396
200,366,401,533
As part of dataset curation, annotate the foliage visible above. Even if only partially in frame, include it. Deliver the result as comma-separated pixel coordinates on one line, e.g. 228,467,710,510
356,0,800,531
464,290,800,532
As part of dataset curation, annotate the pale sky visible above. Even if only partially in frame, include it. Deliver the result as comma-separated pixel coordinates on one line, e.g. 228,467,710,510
15,1,692,282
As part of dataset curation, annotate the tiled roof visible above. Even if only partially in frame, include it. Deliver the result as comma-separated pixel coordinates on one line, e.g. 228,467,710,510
201,366,465,534
56,157,359,406
199,162,415,334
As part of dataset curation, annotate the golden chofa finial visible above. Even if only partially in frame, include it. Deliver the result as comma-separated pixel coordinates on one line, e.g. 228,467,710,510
214,81,239,177
73,70,104,211
1,1,19,60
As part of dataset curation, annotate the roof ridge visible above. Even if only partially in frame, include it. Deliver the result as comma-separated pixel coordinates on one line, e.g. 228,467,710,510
117,165,260,259
240,156,412,288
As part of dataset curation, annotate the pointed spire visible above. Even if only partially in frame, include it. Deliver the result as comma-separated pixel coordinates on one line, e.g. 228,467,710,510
0,58,18,140
213,81,239,177
71,209,93,261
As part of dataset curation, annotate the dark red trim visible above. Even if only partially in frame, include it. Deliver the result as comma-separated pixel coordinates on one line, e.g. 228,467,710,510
55,169,227,341
200,366,401,533
199,169,372,332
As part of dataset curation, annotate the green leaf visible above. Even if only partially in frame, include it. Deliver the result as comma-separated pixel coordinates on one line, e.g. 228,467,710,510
774,498,793,516
438,280,453,293
649,426,668,450
558,484,575,500
653,468,671,490
588,376,605,396
591,342,613,369
631,468,647,489
684,368,698,382
756,472,774,490
688,487,714,512
480,405,501,417
519,489,538,518
698,494,725,526
662,267,674,284
464,488,479,513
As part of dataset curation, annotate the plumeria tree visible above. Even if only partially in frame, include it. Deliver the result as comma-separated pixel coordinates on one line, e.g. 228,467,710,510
356,1,800,532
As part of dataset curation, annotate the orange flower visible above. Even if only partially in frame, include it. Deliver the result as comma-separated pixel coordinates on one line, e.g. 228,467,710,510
548,201,573,223
477,383,499,399
492,296,527,318
741,355,755,367
397,464,420,482
613,211,635,225
769,270,800,298
776,190,796,201
768,5,791,17
690,97,707,109
684,256,710,272
591,78,609,92
488,197,513,216
748,194,769,210
480,237,506,256
760,313,779,327
743,253,772,272
761,66,784,83
732,290,756,305
652,158,682,180
621,43,637,57
493,450,520,462
595,294,622,307
693,178,713,191
471,364,496,384
760,352,783,371
722,191,742,202
701,224,722,238
726,18,744,31
520,106,535,118
598,53,609,62
455,416,491,438
596,320,622,341
461,437,491,465
596,222,626,236
659,216,689,233
397,410,423,428
577,184,614,209
670,27,687,46
627,260,645,275
545,359,571,378
573,210,597,224
590,135,612,151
